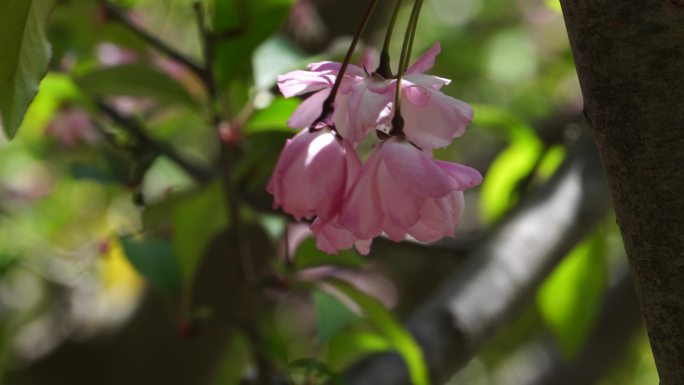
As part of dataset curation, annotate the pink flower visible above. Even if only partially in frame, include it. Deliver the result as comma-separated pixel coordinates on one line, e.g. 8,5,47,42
311,217,372,255
277,43,473,150
339,138,482,243
267,127,361,221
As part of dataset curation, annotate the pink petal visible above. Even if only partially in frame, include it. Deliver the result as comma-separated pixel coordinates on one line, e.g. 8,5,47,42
401,89,473,150
339,149,384,239
402,82,431,107
308,62,366,78
287,88,330,128
277,70,334,98
435,160,483,190
354,239,372,255
406,42,441,75
381,140,452,197
342,139,362,193
346,80,393,140
312,217,373,255
404,73,451,90
377,160,423,229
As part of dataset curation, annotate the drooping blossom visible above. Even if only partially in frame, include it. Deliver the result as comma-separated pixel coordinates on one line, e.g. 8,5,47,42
339,138,482,244
277,43,473,150
267,126,360,222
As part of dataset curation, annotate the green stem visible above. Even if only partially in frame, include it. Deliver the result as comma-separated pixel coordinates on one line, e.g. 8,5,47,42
376,0,404,78
391,0,424,136
313,0,380,127
402,0,424,72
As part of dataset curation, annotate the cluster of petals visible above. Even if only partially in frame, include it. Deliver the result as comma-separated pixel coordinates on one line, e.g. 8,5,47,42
268,42,482,255
277,43,473,150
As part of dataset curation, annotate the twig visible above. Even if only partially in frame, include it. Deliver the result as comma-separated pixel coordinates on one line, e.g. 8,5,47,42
101,1,206,81
95,100,215,184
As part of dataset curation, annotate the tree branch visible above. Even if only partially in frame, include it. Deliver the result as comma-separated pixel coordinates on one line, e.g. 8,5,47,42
95,100,215,184
343,130,611,385
102,1,206,80
559,2,684,383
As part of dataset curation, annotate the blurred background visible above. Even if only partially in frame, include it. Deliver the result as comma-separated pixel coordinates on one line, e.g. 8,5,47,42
0,0,656,384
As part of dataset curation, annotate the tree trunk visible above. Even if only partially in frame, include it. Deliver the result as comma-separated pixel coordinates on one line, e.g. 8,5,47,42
559,2,684,383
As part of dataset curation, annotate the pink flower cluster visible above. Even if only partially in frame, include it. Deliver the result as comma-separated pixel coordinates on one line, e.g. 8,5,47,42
268,43,482,255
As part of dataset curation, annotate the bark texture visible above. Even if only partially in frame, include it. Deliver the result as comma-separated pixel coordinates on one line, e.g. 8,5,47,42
559,2,684,383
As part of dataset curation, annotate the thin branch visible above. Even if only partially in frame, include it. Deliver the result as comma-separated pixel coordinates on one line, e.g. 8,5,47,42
95,100,215,184
101,1,206,80
343,129,611,385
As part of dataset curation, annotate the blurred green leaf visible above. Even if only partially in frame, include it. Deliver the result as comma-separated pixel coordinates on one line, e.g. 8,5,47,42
243,97,299,135
326,279,429,385
537,231,608,359
295,238,366,270
313,289,360,342
253,35,304,90
544,0,563,13
0,0,55,138
289,358,345,385
120,235,181,297
537,145,566,179
171,181,229,285
479,136,542,223
212,0,295,87
210,332,250,385
75,63,197,106
471,104,533,140
473,104,552,223
327,328,392,369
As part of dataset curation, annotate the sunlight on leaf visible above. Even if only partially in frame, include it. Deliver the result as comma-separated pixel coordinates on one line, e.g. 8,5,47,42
537,231,608,359
326,278,430,385
120,235,182,297
0,0,55,138
313,288,360,342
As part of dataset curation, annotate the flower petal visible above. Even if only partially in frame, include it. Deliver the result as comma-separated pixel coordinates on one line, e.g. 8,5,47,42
339,148,384,239
287,88,330,128
436,160,483,190
381,140,452,197
377,160,423,230
277,70,334,97
406,42,441,75
402,89,473,150
346,79,393,140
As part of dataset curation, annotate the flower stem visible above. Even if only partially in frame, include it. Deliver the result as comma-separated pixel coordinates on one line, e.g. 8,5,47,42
314,0,379,127
402,0,424,71
376,0,404,78
391,0,425,136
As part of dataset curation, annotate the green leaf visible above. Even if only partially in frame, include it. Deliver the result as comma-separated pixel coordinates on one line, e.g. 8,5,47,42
210,332,250,385
289,358,345,385
326,279,430,385
170,182,230,285
480,133,542,223
75,63,196,106
253,35,304,90
294,238,366,270
313,289,360,342
120,235,182,297
243,97,299,135
473,104,543,223
537,231,608,359
212,0,295,87
0,0,54,138
327,329,392,369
